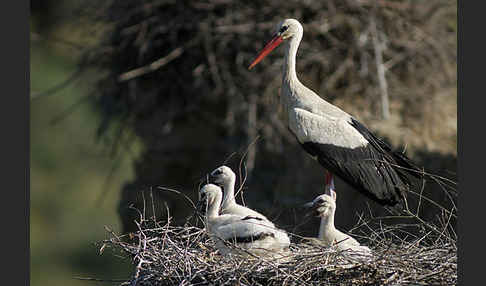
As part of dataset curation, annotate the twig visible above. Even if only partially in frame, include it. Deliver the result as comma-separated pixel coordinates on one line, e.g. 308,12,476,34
370,10,390,120
156,186,197,211
73,276,128,283
31,67,85,100
118,47,184,82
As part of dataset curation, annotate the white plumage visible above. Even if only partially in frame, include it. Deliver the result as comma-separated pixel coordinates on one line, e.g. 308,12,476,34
306,190,372,258
198,184,290,257
249,18,422,210
209,165,270,221
290,108,368,148
250,19,366,149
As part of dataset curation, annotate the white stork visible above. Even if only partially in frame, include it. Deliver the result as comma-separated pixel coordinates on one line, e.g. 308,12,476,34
209,165,270,221
198,184,290,257
305,189,372,257
248,19,422,210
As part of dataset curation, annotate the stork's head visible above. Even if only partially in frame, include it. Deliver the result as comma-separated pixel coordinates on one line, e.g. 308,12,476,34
276,19,304,40
197,183,223,214
209,165,236,186
304,192,337,218
248,18,303,70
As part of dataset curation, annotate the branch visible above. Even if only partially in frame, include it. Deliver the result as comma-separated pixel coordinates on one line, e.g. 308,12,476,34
30,67,84,100
118,47,184,82
370,13,390,120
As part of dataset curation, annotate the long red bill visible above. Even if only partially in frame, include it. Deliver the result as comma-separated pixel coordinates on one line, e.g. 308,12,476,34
248,35,283,70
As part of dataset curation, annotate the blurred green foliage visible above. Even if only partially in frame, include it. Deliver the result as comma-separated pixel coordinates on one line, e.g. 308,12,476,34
30,23,136,286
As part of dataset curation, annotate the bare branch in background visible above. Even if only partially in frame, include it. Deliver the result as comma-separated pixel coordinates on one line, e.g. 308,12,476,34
118,47,184,82
370,11,390,120
31,67,84,100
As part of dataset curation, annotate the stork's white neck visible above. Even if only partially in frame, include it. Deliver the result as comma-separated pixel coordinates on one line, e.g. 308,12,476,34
283,33,303,87
221,175,236,209
318,211,336,240
206,193,222,219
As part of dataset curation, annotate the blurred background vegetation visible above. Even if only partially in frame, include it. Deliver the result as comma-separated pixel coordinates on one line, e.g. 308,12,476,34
30,0,457,285
30,1,137,285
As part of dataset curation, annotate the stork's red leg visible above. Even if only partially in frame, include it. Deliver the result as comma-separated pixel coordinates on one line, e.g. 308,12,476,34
324,170,335,194
329,174,335,193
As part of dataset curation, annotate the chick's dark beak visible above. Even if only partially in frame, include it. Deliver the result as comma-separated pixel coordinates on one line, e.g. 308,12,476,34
208,175,223,187
302,201,317,218
303,201,314,208
303,200,325,218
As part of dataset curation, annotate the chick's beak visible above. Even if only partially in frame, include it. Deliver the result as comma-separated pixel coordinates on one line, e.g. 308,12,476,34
303,201,315,208
302,201,320,218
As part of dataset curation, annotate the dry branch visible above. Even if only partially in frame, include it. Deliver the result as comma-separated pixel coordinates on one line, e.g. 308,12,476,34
118,47,185,82
98,213,457,286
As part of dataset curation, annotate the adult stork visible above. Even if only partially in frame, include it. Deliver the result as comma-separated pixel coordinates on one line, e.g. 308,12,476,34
198,184,290,257
304,189,372,258
248,19,421,210
209,165,270,221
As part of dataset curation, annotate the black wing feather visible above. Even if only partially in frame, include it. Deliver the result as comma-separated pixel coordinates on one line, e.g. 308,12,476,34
349,118,423,180
299,117,421,208
225,232,275,244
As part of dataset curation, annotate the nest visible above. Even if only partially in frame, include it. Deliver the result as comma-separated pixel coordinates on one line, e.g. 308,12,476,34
99,209,457,286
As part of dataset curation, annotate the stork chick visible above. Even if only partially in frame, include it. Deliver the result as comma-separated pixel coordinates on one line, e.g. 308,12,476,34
209,165,270,221
198,184,290,258
306,190,372,257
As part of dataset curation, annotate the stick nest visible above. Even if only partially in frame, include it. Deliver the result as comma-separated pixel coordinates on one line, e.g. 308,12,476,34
100,213,456,286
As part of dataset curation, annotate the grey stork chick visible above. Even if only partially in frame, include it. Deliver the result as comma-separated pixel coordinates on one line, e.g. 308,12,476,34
249,18,423,213
198,184,290,258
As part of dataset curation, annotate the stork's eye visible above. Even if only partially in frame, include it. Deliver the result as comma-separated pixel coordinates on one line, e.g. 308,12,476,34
212,169,223,176
280,26,288,33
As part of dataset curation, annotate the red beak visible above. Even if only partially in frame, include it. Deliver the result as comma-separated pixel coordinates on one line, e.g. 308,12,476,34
248,34,283,70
